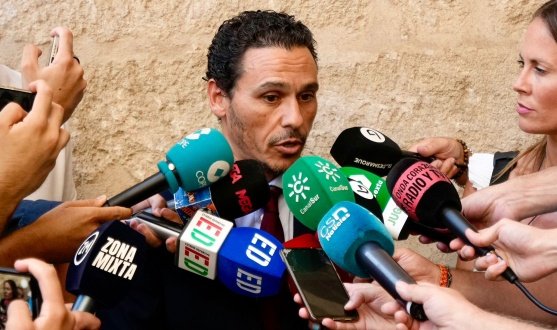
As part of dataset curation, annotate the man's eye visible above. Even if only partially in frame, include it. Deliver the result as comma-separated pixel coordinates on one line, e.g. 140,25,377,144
264,94,279,102
517,60,524,68
299,92,315,102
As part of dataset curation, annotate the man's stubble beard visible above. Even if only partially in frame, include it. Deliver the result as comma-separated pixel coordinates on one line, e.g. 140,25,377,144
227,103,299,179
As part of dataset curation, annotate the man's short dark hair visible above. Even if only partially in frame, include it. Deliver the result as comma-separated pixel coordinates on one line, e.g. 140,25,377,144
205,10,318,95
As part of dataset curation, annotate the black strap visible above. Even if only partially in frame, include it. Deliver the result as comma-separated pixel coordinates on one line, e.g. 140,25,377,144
490,151,519,185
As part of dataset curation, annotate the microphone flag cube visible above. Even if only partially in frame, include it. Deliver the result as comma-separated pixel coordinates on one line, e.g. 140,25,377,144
176,210,233,279
218,227,285,298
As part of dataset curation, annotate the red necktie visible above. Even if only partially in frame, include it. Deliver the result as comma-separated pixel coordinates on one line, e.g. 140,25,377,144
260,186,284,243
259,186,286,329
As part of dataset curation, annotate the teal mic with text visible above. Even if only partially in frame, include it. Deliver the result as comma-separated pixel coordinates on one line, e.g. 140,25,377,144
105,128,234,208
317,201,428,321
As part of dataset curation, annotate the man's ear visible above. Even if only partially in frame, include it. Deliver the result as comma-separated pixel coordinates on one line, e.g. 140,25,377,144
207,79,228,119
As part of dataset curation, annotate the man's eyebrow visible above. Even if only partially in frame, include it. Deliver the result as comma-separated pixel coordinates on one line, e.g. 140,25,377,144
255,81,288,91
255,81,319,91
303,82,319,92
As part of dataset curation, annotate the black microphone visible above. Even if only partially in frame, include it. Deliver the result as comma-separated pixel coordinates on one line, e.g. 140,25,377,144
330,127,433,177
66,221,148,312
340,165,455,245
173,159,270,221
386,158,518,283
133,160,271,238
105,128,233,208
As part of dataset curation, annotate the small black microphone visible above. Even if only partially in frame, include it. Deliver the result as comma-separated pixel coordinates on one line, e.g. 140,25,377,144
66,221,148,312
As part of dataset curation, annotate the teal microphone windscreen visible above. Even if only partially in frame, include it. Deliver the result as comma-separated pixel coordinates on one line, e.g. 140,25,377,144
317,201,393,277
158,128,234,193
106,128,234,208
318,201,429,322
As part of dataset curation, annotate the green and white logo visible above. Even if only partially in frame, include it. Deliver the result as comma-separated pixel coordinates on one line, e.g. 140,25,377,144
286,172,310,203
315,160,341,182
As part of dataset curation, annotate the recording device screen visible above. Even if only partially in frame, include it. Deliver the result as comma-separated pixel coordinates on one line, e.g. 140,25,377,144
0,87,36,112
281,248,358,322
0,267,42,326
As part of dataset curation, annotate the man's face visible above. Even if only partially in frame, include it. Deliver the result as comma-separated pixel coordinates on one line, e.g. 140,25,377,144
216,46,318,178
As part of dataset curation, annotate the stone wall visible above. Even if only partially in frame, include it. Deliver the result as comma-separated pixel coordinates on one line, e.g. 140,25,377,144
1,0,546,265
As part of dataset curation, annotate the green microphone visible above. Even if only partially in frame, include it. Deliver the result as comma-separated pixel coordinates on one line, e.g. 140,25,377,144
283,156,354,230
340,166,410,240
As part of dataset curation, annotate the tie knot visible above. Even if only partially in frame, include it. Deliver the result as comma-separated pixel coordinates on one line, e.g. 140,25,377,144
269,185,282,199
261,185,284,243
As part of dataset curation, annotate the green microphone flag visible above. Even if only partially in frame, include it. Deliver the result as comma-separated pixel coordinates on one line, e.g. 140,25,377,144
283,156,354,230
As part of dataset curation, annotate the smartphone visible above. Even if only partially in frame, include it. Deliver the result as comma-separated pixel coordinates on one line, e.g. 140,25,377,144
280,248,359,322
0,86,36,112
129,211,183,239
47,35,59,66
0,267,42,325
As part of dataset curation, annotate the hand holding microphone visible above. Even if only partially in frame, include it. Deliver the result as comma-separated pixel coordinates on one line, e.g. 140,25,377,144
282,156,426,320
385,157,518,283
408,136,471,181
113,127,234,250
132,159,271,248
386,158,557,316
127,158,286,298
382,282,501,330
450,218,557,282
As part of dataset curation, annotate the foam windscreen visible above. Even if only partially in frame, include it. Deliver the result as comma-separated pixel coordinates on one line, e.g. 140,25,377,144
283,156,354,230
386,158,460,227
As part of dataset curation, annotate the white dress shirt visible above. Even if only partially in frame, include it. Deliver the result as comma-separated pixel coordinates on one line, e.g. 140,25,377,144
234,175,295,240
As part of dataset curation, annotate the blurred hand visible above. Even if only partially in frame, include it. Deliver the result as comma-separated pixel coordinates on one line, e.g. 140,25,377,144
450,220,557,282
408,137,465,179
21,27,86,122
8,196,131,263
7,258,100,330
381,282,484,330
131,194,168,214
461,188,517,229
295,282,398,330
0,80,69,228
393,248,439,285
